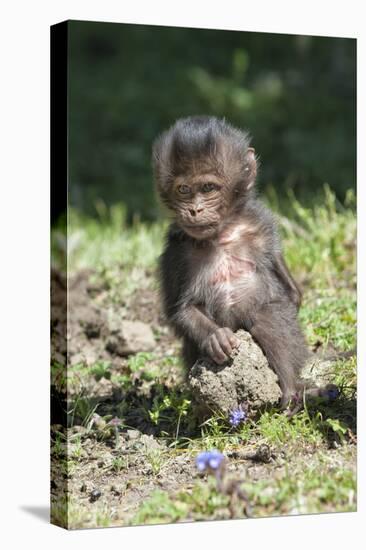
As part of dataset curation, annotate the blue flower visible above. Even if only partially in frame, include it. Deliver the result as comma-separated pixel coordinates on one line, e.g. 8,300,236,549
207,450,224,469
196,451,211,471
196,450,224,472
327,386,340,401
229,406,247,427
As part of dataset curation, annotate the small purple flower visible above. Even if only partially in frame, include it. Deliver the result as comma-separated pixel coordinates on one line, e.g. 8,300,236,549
109,417,122,427
229,406,247,427
196,451,211,472
196,450,224,472
207,451,224,469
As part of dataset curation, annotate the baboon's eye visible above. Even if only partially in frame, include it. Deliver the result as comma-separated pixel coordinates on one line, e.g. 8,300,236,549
202,182,216,193
177,184,191,194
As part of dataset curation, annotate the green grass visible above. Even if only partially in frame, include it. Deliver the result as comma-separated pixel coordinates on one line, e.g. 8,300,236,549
245,455,356,516
271,186,356,284
62,204,167,301
130,454,356,525
131,478,232,525
279,186,356,352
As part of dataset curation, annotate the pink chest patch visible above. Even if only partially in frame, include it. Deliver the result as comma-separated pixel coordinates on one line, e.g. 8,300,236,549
209,253,256,285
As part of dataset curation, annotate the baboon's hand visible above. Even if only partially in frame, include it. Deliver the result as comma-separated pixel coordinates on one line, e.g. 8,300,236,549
203,328,240,364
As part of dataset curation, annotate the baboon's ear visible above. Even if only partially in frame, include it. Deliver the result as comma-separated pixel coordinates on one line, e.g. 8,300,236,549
152,133,172,201
246,147,255,160
244,147,257,190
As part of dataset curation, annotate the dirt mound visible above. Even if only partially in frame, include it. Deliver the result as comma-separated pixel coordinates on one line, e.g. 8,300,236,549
51,269,156,369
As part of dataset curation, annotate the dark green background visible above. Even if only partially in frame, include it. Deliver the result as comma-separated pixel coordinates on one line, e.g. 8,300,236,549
68,21,356,219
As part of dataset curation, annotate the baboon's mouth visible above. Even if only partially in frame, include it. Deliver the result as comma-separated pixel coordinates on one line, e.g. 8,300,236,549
183,224,218,240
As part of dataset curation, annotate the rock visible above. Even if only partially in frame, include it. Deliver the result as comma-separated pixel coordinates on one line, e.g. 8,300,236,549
301,356,334,386
89,488,102,502
139,434,163,451
188,329,282,417
88,377,114,401
106,319,155,356
83,318,102,339
126,429,141,441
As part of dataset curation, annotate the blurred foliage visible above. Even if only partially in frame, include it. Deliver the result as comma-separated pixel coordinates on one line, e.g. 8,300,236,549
68,21,356,219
